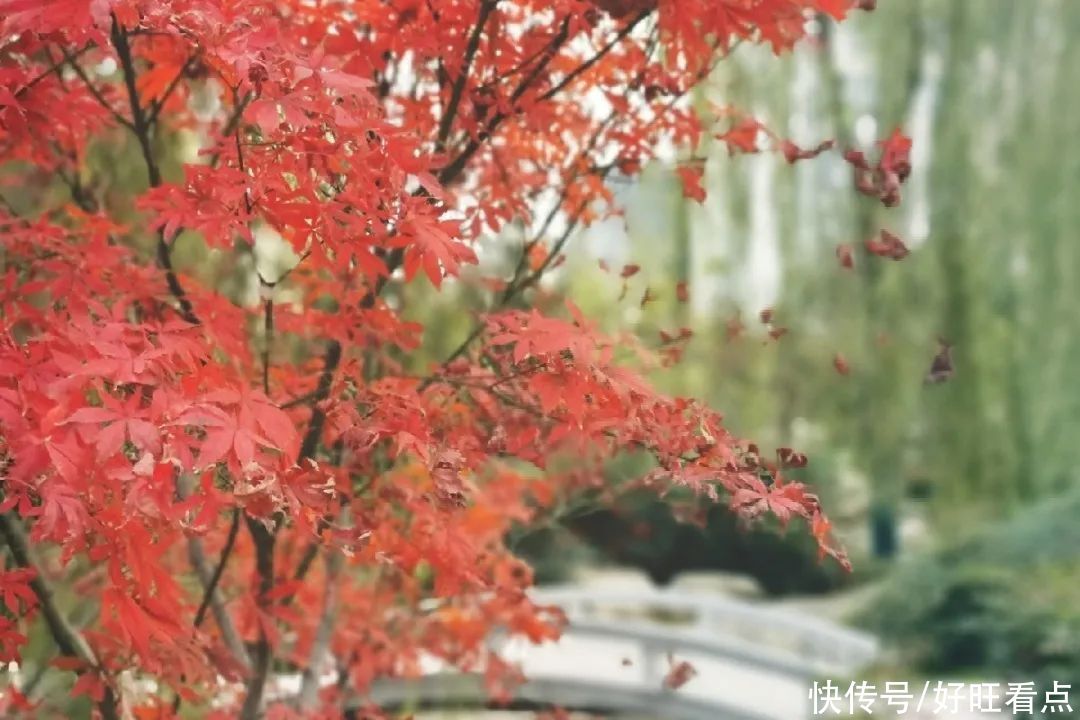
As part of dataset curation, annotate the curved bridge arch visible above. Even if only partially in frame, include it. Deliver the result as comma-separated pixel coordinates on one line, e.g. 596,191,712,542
361,587,879,719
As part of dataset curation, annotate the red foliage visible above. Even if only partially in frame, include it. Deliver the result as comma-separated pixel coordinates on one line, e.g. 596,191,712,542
844,128,914,207
675,281,690,303
833,353,851,376
676,164,707,202
0,1,870,717
835,243,855,269
663,655,697,690
865,229,911,260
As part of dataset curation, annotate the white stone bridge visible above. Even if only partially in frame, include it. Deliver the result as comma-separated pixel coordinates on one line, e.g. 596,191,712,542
363,586,879,719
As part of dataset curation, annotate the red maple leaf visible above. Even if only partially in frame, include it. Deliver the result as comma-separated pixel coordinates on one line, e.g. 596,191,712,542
399,215,479,288
836,243,855,269
833,353,851,376
865,229,910,260
676,164,707,202
717,118,764,155
663,655,698,690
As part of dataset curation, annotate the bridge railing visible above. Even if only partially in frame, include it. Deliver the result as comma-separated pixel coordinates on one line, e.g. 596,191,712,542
276,586,879,719
531,585,878,675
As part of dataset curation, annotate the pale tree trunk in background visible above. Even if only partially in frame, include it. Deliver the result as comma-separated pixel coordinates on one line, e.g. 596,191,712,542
819,2,923,558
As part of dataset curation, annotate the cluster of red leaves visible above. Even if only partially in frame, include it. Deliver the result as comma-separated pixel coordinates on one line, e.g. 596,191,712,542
865,228,910,260
844,128,913,207
0,0,867,717
713,114,836,163
685,109,908,210
0,567,36,663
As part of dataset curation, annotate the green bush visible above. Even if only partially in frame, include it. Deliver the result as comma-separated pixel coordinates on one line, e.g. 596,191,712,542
861,492,1080,691
511,486,848,595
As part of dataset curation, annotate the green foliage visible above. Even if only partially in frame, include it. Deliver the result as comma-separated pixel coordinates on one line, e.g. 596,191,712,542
861,492,1080,685
564,493,848,594
512,449,849,594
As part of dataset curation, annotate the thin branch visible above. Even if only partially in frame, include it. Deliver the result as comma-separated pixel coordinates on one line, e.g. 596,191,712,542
420,108,617,388
53,157,98,213
279,389,319,411
110,18,160,187
298,339,343,461
155,233,199,323
436,18,568,184
223,91,254,139
59,46,135,131
239,516,275,720
191,507,243,632
286,251,394,467
287,440,350,595
234,123,255,214
11,44,94,100
171,472,251,676
240,337,342,717
418,202,590,395
436,9,645,185
207,90,255,169
506,112,617,299
537,9,651,104
476,33,562,93
111,16,200,325
262,297,274,395
234,122,272,396
0,513,120,720
146,55,199,126
436,0,496,150
291,541,321,588
296,542,345,710
510,16,571,103
187,530,251,669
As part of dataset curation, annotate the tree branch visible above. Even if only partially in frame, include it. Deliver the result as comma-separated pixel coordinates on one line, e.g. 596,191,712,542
110,19,160,187
291,540,321,587
206,90,255,169
436,9,644,185
510,16,571,103
262,296,274,395
146,55,199,126
190,508,243,627
298,339,343,461
240,336,342,717
187,528,251,669
58,46,135,131
436,0,496,150
296,543,345,710
110,15,200,324
12,44,94,100
420,108,618,388
239,516,275,720
537,9,650,104
172,474,251,674
0,513,119,720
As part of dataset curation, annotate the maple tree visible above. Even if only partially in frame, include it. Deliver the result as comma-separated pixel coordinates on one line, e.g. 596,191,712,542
0,0,901,717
